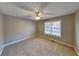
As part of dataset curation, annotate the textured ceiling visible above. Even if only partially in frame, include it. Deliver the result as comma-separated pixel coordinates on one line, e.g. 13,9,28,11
0,2,79,20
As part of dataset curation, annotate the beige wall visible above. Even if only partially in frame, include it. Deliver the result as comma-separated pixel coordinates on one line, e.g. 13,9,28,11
36,14,75,46
0,14,4,53
4,15,36,44
62,14,75,46
75,10,79,54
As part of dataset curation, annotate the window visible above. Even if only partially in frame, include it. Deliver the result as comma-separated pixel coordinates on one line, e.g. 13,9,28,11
44,22,52,34
44,21,61,37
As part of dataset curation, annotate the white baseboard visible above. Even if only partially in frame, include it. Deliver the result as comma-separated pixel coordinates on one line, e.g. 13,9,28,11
1,34,79,56
74,47,79,56
36,34,75,48
0,35,35,56
4,35,35,47
0,46,4,56
36,34,79,55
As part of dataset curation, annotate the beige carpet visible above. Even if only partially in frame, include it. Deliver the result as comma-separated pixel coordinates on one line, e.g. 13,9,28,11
1,36,77,56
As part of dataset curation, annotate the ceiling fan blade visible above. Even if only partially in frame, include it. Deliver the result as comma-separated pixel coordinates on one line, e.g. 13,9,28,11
39,2,49,12
44,12,56,15
41,14,56,20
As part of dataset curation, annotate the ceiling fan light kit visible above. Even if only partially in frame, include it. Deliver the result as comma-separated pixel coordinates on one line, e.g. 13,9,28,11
35,11,41,20
35,16,40,20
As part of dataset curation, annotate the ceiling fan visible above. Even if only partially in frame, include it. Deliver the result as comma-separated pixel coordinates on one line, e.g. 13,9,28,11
0,2,79,21
12,2,49,20
0,2,53,21
34,11,42,20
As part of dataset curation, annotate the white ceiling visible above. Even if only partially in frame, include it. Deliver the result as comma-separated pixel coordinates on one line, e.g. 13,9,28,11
0,2,79,20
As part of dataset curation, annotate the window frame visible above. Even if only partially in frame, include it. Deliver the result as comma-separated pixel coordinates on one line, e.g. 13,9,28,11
44,20,62,38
